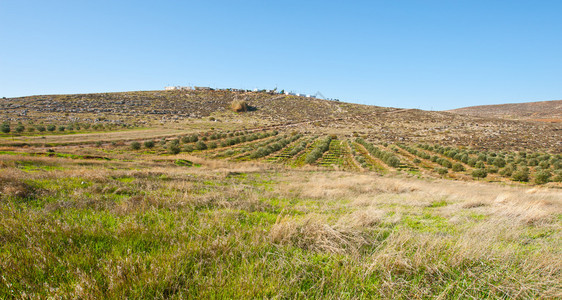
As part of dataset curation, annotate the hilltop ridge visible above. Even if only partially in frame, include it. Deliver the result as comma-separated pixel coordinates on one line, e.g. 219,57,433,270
1,90,561,151
448,100,562,123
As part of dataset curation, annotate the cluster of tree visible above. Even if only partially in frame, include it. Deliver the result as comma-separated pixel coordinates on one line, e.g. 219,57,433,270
355,138,400,168
305,136,334,164
287,137,313,157
1,122,135,135
249,134,302,159
420,144,562,184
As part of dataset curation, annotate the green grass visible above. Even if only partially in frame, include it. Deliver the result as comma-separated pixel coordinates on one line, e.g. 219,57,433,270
0,143,560,298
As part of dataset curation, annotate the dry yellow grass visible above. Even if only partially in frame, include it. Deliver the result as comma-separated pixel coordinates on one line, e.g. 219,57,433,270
0,149,560,298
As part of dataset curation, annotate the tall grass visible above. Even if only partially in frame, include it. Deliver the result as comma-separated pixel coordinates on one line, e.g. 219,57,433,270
0,153,560,298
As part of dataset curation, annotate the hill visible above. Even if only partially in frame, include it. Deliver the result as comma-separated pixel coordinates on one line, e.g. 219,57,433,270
1,90,561,151
1,90,561,298
447,100,562,123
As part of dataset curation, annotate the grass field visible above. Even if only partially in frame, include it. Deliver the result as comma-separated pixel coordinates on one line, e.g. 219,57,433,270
1,139,561,298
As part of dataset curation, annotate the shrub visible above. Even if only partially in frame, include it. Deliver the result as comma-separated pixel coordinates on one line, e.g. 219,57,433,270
1,123,11,134
305,149,323,164
189,135,199,143
472,169,487,179
144,140,155,148
413,158,421,164
512,170,529,182
386,156,400,168
475,161,485,169
436,167,448,175
452,163,465,172
167,144,181,154
538,161,550,169
499,166,513,177
527,159,538,166
36,125,46,132
183,145,194,152
130,142,141,150
195,141,207,150
15,124,25,133
493,158,506,168
58,126,65,132
208,141,217,149
534,171,551,184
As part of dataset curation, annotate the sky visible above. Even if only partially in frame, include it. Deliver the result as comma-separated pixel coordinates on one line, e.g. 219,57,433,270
1,1,561,110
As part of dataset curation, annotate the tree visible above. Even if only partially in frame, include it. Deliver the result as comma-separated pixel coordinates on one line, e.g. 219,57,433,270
167,144,181,154
1,123,10,134
130,142,141,150
47,125,56,132
534,171,551,184
472,169,487,179
15,124,25,133
452,163,465,172
144,140,155,149
512,170,529,182
195,141,207,150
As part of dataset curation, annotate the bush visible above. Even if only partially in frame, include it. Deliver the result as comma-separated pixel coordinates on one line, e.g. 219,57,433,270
452,163,465,172
15,125,25,133
475,161,485,169
493,158,506,168
512,170,529,182
167,144,181,154
472,169,487,179
305,149,323,164
130,142,141,150
195,141,207,150
144,140,155,149
413,158,421,164
534,171,551,184
183,145,194,152
1,123,10,134
436,167,448,175
189,135,199,143
527,159,538,166
58,126,65,132
499,166,513,177
36,125,46,132
386,156,400,168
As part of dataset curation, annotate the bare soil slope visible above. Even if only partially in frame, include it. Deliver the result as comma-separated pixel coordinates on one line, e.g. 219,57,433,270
2,90,561,151
448,100,562,123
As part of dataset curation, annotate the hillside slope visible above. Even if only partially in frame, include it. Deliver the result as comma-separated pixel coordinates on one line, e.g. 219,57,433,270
2,90,561,151
448,100,562,123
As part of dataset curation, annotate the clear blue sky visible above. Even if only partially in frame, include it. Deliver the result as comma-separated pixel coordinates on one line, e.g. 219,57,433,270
1,1,561,110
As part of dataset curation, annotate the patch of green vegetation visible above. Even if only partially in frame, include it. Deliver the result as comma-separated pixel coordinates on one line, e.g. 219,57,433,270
16,161,66,172
429,199,448,208
401,213,453,233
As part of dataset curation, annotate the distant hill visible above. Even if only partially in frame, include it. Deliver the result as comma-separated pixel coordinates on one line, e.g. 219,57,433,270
447,100,562,123
1,90,561,151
